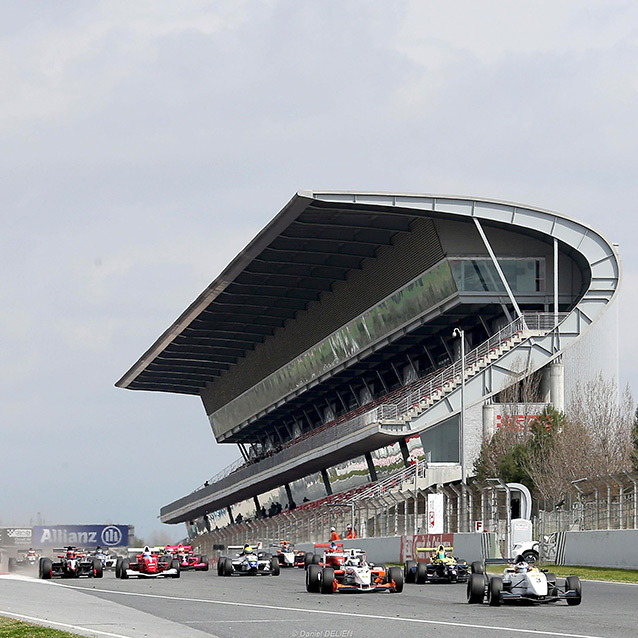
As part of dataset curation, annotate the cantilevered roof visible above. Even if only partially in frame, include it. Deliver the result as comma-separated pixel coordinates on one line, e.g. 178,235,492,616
116,191,436,394
116,191,615,397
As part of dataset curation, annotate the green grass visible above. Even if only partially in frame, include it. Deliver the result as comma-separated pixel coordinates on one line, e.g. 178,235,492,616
0,616,82,637
539,564,638,584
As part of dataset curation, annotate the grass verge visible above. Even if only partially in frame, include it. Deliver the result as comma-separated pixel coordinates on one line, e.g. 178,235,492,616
0,616,82,637
539,564,638,584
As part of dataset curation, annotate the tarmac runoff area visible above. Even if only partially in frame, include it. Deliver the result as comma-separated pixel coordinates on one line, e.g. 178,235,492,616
1,568,637,638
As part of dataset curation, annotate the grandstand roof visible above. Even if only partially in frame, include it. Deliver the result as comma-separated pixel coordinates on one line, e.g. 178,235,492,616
116,191,569,396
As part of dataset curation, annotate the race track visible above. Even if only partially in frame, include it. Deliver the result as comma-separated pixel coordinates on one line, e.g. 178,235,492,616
0,567,635,638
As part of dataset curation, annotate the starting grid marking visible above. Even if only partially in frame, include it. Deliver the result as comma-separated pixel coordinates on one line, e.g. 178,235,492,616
54,582,609,638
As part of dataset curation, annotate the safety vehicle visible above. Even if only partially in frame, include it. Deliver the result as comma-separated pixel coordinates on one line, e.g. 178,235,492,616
467,559,582,606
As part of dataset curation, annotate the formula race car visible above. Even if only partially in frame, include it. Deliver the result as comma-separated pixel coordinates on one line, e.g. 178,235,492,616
467,559,582,606
39,547,103,579
304,542,344,569
404,544,469,584
306,548,403,594
217,544,280,576
271,541,306,568
117,546,180,579
165,544,210,571
8,548,41,572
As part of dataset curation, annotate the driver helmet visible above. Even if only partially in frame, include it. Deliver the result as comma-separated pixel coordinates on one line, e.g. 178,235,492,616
329,542,337,550
243,544,253,554
143,546,151,556
437,545,446,560
515,561,529,573
66,547,76,558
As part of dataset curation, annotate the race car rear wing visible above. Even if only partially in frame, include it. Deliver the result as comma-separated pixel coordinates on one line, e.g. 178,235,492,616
416,546,454,552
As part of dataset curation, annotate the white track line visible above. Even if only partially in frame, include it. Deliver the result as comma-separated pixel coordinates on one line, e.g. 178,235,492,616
55,583,608,638
0,610,132,638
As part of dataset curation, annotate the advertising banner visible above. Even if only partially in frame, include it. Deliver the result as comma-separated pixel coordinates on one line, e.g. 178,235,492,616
32,525,128,548
427,492,444,534
0,527,33,547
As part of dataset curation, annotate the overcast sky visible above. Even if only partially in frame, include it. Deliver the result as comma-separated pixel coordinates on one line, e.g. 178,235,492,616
1,1,637,541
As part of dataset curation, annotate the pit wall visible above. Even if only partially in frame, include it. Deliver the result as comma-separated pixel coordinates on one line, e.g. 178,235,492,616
297,530,638,569
296,533,485,565
563,530,638,570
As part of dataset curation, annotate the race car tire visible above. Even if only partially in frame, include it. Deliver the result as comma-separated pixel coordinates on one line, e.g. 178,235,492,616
416,562,428,584
471,561,484,575
200,555,209,571
521,550,539,565
115,557,123,579
388,566,404,593
93,558,104,578
404,560,417,583
8,558,17,573
565,576,582,606
223,557,234,576
270,557,280,576
312,554,321,565
467,573,486,603
120,559,130,579
321,567,334,594
306,564,322,592
488,576,503,606
171,559,181,578
217,557,225,576
40,558,53,580
304,552,314,569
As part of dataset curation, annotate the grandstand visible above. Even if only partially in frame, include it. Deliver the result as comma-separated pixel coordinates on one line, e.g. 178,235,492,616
116,191,620,536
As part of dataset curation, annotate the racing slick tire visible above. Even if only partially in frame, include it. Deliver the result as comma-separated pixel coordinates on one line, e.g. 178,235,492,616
39,558,53,580
471,561,484,575
488,576,503,606
304,552,314,569
415,561,428,584
171,559,181,578
93,558,104,578
8,558,17,573
388,566,404,593
467,573,486,604
270,557,281,576
521,550,539,565
223,557,234,576
115,557,123,579
119,559,130,579
306,564,321,592
320,567,334,594
312,554,321,565
404,560,417,583
217,557,226,576
565,576,582,606
199,555,209,571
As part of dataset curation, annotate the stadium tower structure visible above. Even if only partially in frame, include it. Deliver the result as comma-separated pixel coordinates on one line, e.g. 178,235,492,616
116,191,620,532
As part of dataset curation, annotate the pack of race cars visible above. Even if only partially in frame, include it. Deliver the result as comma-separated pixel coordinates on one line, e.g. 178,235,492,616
24,539,583,607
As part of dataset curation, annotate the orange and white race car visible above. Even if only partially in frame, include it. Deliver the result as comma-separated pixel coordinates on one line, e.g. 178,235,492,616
306,548,403,594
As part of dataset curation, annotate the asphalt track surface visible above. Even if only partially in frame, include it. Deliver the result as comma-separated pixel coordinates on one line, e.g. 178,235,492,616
0,567,636,638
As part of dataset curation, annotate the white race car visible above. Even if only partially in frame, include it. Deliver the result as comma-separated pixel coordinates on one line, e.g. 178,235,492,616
467,559,582,606
217,544,280,576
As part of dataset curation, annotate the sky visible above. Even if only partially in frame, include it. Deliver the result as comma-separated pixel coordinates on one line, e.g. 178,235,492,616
1,0,637,541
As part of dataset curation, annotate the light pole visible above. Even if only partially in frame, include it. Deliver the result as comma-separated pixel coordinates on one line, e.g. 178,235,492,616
452,327,466,485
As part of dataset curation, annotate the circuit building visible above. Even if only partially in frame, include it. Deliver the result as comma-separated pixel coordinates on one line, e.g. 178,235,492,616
116,191,620,531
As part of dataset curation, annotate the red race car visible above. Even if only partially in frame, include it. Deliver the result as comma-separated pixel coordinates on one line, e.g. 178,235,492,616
117,547,180,579
164,544,209,571
304,542,345,569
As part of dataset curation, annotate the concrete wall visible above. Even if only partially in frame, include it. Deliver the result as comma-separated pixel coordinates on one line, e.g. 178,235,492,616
564,530,638,570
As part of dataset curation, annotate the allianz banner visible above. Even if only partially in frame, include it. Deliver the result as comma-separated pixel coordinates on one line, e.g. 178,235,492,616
32,525,129,548
0,527,33,547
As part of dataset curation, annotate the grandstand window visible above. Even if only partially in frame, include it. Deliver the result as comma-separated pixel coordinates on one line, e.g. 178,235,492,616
449,258,545,293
